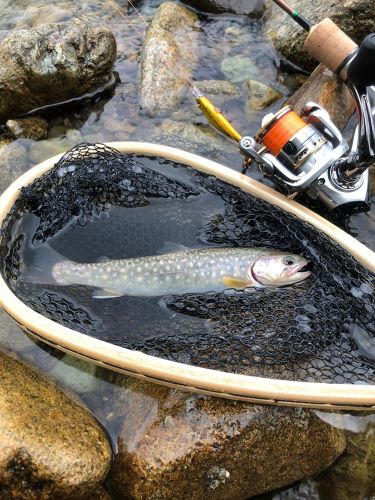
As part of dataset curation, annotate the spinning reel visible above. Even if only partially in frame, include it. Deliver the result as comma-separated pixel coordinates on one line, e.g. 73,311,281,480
239,26,375,213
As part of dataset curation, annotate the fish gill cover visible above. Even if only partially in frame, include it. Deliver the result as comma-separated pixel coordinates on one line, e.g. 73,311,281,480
0,143,374,384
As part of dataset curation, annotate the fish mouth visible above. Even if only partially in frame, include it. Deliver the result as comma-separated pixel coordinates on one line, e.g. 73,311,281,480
286,260,311,282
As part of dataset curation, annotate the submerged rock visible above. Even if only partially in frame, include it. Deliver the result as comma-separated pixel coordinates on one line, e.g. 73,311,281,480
170,79,241,123
0,310,64,387
196,80,241,97
0,350,112,498
28,130,84,165
0,141,28,194
221,54,261,83
316,416,375,500
15,5,73,28
0,21,116,122
0,137,13,149
247,79,283,112
286,64,355,130
0,309,51,363
108,378,345,499
156,119,238,154
181,0,270,17
6,116,48,140
49,354,102,396
265,0,375,71
140,2,199,116
271,479,320,499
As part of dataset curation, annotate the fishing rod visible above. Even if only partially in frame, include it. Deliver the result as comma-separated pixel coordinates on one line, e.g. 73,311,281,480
110,0,375,212
271,0,311,32
237,0,375,212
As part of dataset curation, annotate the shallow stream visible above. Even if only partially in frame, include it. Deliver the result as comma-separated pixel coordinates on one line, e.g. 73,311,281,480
1,0,375,498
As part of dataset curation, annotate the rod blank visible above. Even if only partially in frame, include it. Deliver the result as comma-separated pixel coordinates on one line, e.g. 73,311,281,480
272,0,312,32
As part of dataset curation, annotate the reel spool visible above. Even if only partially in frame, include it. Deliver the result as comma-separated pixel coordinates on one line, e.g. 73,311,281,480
256,107,328,172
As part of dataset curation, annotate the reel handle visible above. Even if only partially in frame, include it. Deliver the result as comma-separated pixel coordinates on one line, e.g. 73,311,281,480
304,20,375,168
347,34,375,87
346,36,375,165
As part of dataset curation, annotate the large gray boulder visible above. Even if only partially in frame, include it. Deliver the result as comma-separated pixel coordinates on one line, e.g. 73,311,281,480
140,2,199,117
0,350,112,498
181,0,270,17
266,0,375,71
0,20,116,122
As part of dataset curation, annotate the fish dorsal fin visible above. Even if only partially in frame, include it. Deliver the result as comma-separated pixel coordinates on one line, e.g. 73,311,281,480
92,287,124,299
157,242,189,255
222,275,253,289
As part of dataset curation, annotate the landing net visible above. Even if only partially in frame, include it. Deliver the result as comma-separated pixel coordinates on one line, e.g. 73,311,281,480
1,143,374,385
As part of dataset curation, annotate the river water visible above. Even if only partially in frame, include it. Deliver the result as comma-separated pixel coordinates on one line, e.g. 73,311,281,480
0,0,375,498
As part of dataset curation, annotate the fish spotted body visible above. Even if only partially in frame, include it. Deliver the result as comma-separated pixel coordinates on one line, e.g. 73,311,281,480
52,246,310,298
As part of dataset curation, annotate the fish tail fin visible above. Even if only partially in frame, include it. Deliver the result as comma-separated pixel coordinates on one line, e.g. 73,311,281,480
22,245,74,286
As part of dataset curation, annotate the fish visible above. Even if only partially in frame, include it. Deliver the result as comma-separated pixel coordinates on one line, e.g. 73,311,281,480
47,244,310,299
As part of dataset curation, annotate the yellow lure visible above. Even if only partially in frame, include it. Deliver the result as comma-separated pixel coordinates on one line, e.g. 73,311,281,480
196,94,242,142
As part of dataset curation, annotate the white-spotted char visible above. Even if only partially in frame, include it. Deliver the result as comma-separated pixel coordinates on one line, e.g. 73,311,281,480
51,246,310,298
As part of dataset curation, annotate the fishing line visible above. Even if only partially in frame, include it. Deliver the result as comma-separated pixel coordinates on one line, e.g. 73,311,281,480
106,0,242,141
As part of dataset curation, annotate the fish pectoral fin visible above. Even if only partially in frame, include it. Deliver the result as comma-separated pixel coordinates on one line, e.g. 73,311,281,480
92,287,124,299
157,242,189,255
222,275,252,289
96,255,111,263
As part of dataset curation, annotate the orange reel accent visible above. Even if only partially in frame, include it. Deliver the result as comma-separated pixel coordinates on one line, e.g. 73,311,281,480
261,110,307,156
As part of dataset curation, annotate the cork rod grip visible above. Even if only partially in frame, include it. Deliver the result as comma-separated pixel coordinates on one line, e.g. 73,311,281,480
304,18,358,79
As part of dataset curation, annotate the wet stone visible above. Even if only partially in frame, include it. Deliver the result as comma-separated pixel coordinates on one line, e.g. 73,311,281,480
316,416,375,500
108,378,346,499
49,354,102,396
0,20,116,122
140,2,199,117
0,141,28,194
221,55,262,83
269,479,320,499
196,80,241,97
247,79,283,112
207,466,230,490
6,116,48,141
0,350,112,499
15,5,74,28
0,137,13,149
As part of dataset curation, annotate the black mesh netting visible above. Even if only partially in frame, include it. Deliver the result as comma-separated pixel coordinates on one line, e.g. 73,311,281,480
1,142,375,384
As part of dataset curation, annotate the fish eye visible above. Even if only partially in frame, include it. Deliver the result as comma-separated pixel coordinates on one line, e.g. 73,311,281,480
283,256,296,266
